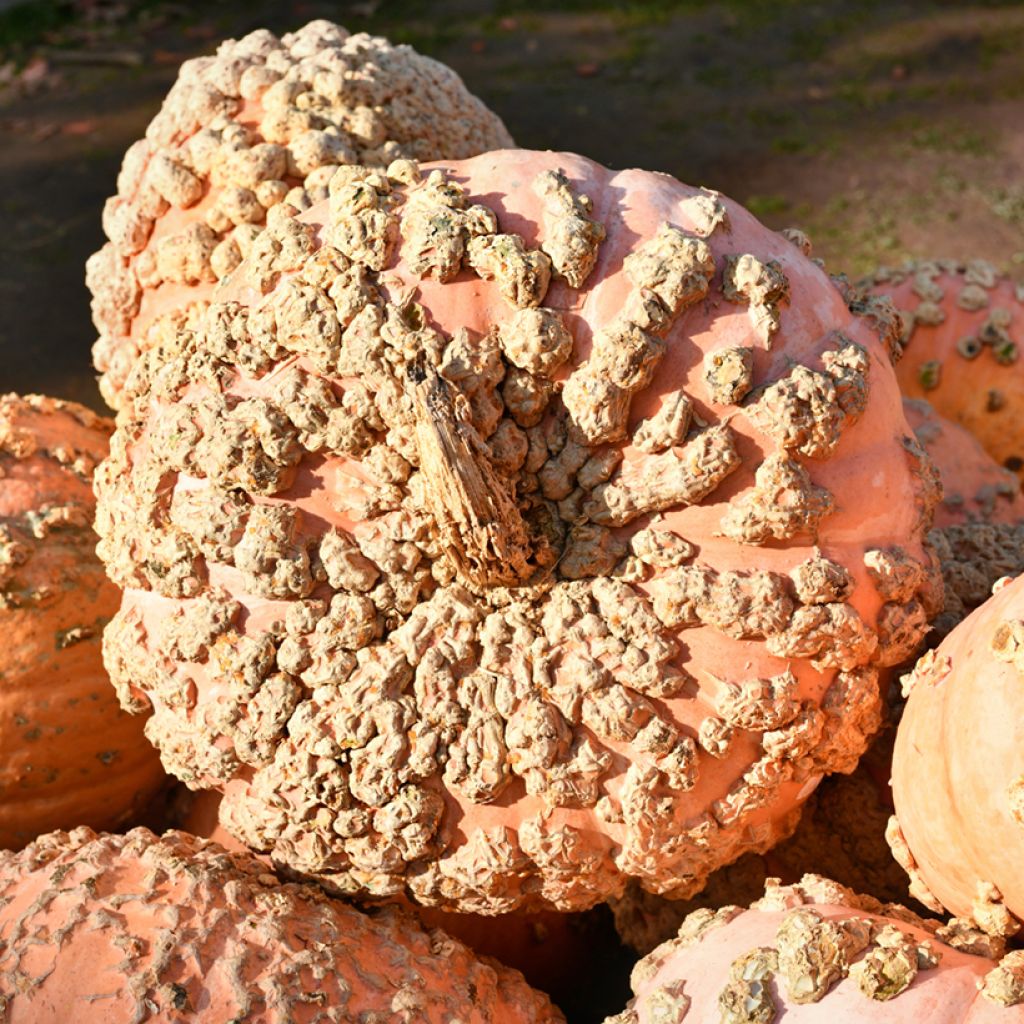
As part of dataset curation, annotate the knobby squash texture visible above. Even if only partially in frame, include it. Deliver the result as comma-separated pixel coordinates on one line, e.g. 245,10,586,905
0,394,165,851
608,875,1024,1023
0,828,562,1023
905,398,1024,638
86,18,512,410
95,149,939,914
891,572,1024,936
868,259,1024,480
611,726,911,955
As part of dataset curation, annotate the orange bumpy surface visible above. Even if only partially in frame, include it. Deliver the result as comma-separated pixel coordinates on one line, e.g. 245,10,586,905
609,875,1024,1022
0,827,562,1023
0,394,165,850
95,149,939,913
867,259,1024,478
891,571,1024,936
86,19,512,409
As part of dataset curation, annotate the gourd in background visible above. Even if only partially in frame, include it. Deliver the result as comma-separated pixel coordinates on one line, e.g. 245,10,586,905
0,394,166,851
87,19,513,409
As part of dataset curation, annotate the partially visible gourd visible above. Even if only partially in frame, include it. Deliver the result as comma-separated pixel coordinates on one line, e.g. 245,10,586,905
609,874,1024,1023
0,827,563,1023
0,394,166,850
867,259,1024,479
890,571,1024,937
87,19,513,409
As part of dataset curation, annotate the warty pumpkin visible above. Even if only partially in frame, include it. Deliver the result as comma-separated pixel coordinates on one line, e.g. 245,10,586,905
906,397,1024,637
86,18,512,410
867,259,1024,479
890,570,1024,937
171,786,618,1003
0,827,562,1023
608,874,1024,1023
0,394,165,851
94,148,939,914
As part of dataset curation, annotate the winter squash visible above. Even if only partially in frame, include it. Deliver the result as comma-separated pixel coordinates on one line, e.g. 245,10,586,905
890,570,1024,935
906,397,1024,637
906,398,1024,530
94,148,939,915
0,394,165,850
609,874,1024,1023
170,785,620,1004
611,725,915,954
0,827,562,1023
867,259,1024,479
86,19,512,409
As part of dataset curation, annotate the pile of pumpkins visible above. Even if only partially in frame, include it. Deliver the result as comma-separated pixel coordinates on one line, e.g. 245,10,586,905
3,19,1024,1023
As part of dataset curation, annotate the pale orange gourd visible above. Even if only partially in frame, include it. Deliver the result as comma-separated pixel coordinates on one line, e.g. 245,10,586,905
86,19,512,409
868,259,1024,479
0,827,562,1023
95,149,939,915
0,394,166,850
173,786,615,1001
905,398,1024,530
891,570,1024,936
610,875,1024,1022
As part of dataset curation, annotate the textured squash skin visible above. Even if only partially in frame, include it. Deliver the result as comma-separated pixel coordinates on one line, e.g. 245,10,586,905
0,827,563,1023
0,395,166,850
86,19,512,410
610,875,1024,1023
891,571,1024,934
95,149,939,914
868,259,1024,479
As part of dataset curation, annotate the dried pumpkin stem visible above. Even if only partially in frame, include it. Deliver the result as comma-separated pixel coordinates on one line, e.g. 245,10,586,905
412,364,533,588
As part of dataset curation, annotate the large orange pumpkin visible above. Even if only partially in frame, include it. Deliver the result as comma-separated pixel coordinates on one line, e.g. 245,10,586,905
0,827,562,1023
867,259,1024,478
610,874,1024,1023
890,570,1024,936
86,19,512,409
95,149,938,914
0,394,166,850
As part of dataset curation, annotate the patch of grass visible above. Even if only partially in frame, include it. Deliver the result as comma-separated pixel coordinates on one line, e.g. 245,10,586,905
0,0,75,51
745,193,791,216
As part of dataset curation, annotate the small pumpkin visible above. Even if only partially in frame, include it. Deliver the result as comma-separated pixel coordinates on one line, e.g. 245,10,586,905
609,874,1024,1023
86,19,512,409
0,394,165,850
0,827,562,1023
906,397,1024,637
867,259,1024,479
95,149,939,914
890,570,1024,936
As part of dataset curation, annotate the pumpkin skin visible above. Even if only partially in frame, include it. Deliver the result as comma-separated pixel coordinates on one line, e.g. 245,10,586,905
612,401,1024,955
906,397,1024,638
0,395,166,850
172,786,616,1001
906,398,1024,530
608,875,1024,1023
611,725,915,955
86,19,512,410
0,827,562,1024
95,149,939,914
868,259,1024,479
891,571,1024,934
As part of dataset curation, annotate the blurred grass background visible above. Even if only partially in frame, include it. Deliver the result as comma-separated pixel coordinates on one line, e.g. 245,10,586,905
1,0,1022,410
